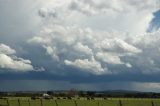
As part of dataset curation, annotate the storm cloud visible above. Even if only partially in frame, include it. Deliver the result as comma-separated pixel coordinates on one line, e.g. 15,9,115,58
0,0,160,91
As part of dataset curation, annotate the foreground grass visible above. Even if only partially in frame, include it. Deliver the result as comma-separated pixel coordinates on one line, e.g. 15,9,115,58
1,97,160,106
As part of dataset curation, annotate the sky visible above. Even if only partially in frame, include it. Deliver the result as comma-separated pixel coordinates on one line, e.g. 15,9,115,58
0,0,160,92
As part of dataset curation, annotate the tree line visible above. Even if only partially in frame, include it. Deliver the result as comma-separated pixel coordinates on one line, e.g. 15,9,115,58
1,90,160,98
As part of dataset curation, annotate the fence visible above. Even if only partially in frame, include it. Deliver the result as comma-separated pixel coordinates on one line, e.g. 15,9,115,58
0,98,160,106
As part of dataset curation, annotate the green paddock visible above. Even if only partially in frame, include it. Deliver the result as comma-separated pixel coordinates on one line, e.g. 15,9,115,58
1,98,160,106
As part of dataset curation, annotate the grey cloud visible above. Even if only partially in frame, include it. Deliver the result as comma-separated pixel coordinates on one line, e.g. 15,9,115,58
38,8,57,18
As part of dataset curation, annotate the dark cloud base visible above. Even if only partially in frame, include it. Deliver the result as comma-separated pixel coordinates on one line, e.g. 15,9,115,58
0,71,160,83
0,80,132,91
0,79,160,92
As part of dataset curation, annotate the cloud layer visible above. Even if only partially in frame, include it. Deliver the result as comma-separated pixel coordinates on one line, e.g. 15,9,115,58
28,0,160,75
0,0,160,76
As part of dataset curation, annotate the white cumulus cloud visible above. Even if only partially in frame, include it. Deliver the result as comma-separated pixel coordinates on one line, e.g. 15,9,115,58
0,43,34,72
28,0,160,75
0,44,16,55
73,42,93,55
64,57,106,75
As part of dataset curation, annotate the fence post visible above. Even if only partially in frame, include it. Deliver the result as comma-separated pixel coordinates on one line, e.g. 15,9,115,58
28,99,31,106
6,99,9,106
55,100,58,106
40,99,43,106
18,99,21,106
151,101,155,106
74,100,78,106
119,100,122,106
97,101,100,106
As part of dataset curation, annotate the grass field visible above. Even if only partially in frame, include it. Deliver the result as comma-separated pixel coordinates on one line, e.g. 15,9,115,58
0,97,160,106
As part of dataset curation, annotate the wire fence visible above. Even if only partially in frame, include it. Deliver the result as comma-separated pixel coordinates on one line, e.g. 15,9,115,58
1,98,160,106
